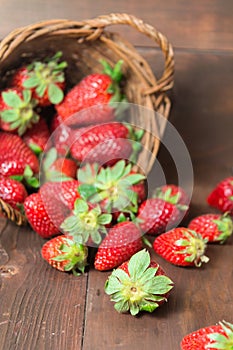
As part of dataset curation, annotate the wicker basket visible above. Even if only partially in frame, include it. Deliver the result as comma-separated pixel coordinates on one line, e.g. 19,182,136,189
0,13,174,225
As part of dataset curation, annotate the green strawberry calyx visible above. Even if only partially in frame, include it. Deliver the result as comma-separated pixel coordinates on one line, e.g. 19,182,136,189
10,164,39,188
1,89,39,136
52,237,88,276
105,249,174,316
206,320,233,349
100,59,128,117
153,187,188,211
77,163,100,185
212,213,233,244
60,198,112,245
23,51,67,104
78,160,145,215
124,123,145,164
175,229,209,267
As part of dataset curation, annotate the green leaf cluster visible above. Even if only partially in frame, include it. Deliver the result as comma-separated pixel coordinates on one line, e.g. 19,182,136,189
105,249,173,316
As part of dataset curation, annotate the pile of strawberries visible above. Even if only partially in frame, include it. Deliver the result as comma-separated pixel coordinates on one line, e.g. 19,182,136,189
0,51,233,348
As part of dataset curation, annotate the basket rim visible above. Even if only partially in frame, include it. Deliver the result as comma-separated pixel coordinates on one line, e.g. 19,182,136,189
0,13,175,226
0,13,174,95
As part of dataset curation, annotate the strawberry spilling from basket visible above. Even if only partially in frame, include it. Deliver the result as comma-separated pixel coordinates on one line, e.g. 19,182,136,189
0,49,233,322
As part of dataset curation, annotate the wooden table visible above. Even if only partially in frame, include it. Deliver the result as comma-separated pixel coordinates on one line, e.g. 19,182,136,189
0,2,233,349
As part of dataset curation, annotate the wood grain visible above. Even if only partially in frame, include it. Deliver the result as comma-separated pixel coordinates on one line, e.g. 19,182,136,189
0,221,88,350
82,243,233,350
0,0,232,51
0,2,233,349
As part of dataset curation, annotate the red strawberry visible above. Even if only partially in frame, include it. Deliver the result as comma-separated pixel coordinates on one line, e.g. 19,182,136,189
0,88,39,135
56,60,125,126
42,147,77,181
70,122,132,165
0,175,27,210
50,158,77,179
105,249,174,316
207,176,233,215
180,320,233,350
39,180,81,229
131,176,147,204
50,113,63,133
60,198,112,246
51,116,73,156
22,117,50,154
24,192,60,238
137,198,181,235
41,235,88,274
0,132,39,185
154,184,189,206
153,227,209,267
94,221,143,271
188,213,233,243
11,51,67,106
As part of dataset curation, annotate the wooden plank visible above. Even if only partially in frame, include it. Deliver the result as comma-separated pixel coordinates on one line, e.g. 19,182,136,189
82,244,233,350
0,0,232,51
0,220,88,350
82,50,233,349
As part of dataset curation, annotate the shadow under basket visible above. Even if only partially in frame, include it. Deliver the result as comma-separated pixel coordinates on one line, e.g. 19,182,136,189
0,13,175,226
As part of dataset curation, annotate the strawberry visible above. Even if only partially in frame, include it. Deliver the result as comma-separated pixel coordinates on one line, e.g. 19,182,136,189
22,117,50,154
56,60,126,126
78,160,145,219
39,180,81,229
42,147,77,181
0,88,39,135
24,192,60,238
131,175,147,204
153,227,209,267
60,198,112,246
51,114,73,156
69,122,132,165
0,131,39,186
50,158,77,179
11,51,67,106
153,184,189,206
180,320,233,350
0,175,27,210
137,198,181,235
105,249,174,316
94,221,143,271
207,176,233,215
41,235,88,275
188,213,233,244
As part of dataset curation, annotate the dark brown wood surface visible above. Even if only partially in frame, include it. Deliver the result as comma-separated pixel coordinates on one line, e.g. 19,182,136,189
0,2,233,350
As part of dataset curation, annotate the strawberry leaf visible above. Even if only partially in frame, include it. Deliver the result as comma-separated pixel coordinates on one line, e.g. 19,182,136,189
28,142,43,155
114,300,129,314
36,83,47,98
10,175,24,182
74,199,89,213
1,110,19,122
128,249,150,280
2,91,22,108
22,89,32,104
26,177,40,188
43,147,58,170
78,184,98,200
140,302,159,313
23,76,40,88
48,83,64,104
143,275,173,294
97,213,112,225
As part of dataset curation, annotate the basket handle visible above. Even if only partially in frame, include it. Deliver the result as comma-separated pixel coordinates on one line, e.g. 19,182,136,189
83,13,175,94
0,198,27,226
